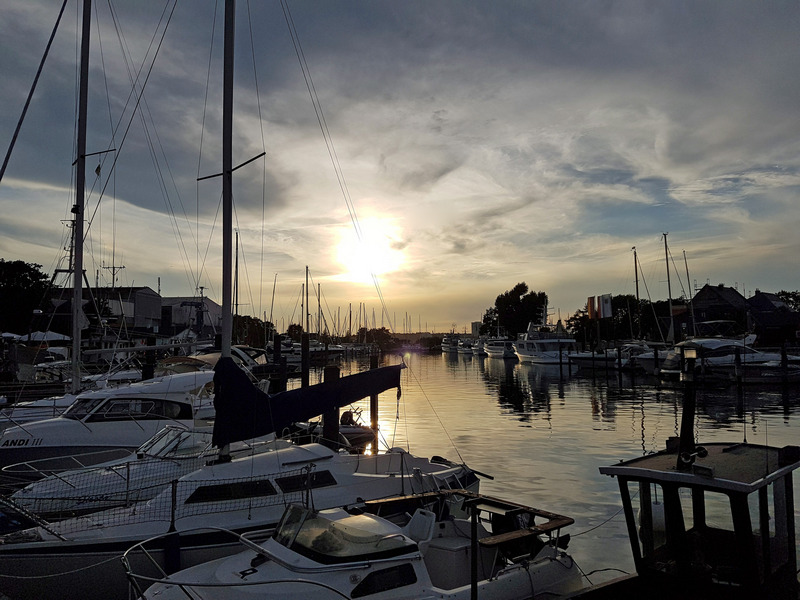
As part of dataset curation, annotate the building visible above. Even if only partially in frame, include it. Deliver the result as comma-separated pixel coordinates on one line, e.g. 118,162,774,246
161,296,222,339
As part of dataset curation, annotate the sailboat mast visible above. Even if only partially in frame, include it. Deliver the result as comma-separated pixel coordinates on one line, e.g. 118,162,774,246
220,0,235,358
663,232,674,342
633,246,641,339
305,266,309,333
71,0,91,394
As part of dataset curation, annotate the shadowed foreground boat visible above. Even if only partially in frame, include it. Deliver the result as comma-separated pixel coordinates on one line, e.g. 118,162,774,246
567,351,800,600
124,489,586,600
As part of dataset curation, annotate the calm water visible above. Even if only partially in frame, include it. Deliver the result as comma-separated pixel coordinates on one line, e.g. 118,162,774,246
332,350,800,585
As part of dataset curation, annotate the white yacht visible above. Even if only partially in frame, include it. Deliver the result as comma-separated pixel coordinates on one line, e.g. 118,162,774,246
457,339,474,354
484,338,517,359
441,336,459,352
0,370,215,489
657,337,800,381
514,321,577,364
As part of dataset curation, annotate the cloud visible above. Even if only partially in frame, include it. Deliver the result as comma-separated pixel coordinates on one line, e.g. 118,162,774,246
2,1,800,330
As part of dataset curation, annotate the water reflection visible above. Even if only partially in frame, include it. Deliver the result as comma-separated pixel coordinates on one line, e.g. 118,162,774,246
449,352,800,458
349,352,800,582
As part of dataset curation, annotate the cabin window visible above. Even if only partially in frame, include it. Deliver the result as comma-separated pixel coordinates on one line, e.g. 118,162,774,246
185,479,277,504
275,470,337,493
63,396,107,419
85,398,188,422
351,564,417,598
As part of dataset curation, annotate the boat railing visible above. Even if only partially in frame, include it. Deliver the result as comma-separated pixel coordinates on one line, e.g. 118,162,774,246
121,526,267,598
16,465,312,538
122,525,397,598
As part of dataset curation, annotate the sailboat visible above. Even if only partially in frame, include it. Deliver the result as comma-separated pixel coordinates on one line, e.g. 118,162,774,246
0,4,478,600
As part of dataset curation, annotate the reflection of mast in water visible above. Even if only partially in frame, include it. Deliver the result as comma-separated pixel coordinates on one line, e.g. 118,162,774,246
639,395,646,454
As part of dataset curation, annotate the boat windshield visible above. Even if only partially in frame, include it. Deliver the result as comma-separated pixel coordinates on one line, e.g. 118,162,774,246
62,396,107,420
137,427,211,458
274,504,415,565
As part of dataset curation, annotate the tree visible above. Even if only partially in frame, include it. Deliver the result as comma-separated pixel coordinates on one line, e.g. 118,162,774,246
0,259,50,333
233,314,273,347
777,290,800,312
482,283,547,338
286,323,303,342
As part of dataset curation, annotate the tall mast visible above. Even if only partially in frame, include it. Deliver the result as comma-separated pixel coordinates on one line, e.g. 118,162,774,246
220,0,235,358
633,246,641,339
71,0,91,393
663,232,674,343
305,266,309,333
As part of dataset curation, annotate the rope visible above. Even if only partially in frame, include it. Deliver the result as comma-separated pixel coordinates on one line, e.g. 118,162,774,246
0,554,120,579
401,358,466,465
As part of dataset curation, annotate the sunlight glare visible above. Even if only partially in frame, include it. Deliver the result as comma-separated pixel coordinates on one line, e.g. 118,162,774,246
334,219,405,285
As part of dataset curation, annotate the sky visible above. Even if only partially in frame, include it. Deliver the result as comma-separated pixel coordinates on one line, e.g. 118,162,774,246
1,1,799,335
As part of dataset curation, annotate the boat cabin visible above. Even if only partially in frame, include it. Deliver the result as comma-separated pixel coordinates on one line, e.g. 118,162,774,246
571,439,799,599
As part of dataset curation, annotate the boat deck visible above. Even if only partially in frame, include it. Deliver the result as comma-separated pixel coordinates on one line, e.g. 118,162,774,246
601,442,800,493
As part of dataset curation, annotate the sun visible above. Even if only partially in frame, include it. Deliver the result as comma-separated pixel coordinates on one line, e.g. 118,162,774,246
334,218,406,285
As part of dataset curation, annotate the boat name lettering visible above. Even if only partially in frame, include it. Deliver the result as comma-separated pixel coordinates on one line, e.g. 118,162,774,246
1,437,43,447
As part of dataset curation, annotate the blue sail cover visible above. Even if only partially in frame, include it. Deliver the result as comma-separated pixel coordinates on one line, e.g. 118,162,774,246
211,357,403,447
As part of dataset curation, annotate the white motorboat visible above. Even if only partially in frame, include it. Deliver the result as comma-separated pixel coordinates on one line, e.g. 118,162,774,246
7,426,280,521
441,336,459,352
484,338,517,359
125,489,585,600
0,370,216,489
0,442,477,600
457,339,474,354
657,337,800,381
0,392,79,433
0,357,215,435
472,338,487,356
514,321,577,364
568,342,651,372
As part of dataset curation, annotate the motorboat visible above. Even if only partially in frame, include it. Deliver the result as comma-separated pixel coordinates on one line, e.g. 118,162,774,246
0,356,216,435
484,338,517,359
441,336,460,352
472,338,487,356
657,338,800,382
124,489,585,600
568,342,651,372
0,392,79,434
0,370,216,490
457,339,474,354
7,426,280,522
514,321,577,364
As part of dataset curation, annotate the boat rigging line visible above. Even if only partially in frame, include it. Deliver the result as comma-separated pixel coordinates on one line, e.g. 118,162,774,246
0,0,69,187
279,0,396,333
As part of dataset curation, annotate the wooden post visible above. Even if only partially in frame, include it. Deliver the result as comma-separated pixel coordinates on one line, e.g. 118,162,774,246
301,333,309,388
370,353,379,453
321,365,339,450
